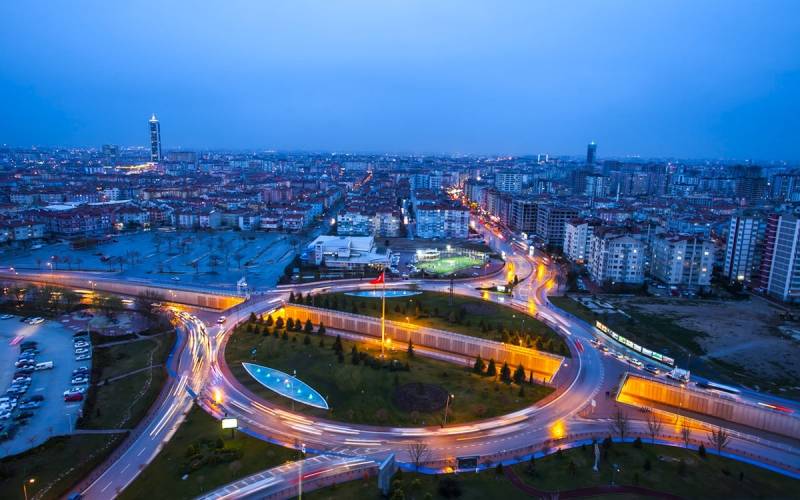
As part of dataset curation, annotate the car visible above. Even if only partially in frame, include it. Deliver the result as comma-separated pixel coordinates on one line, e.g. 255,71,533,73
20,340,37,348
34,361,54,370
74,348,90,354
645,364,661,375
18,401,40,410
75,354,92,361
628,358,644,369
171,276,180,281
73,366,89,374
12,377,31,384
29,317,44,325
217,316,227,324
71,377,89,385
19,316,31,323
64,386,86,395
13,411,33,421
74,341,90,348
64,393,83,402
0,403,16,412
0,412,11,420
18,351,36,358
14,362,35,370
15,369,34,377
7,387,27,395
24,395,44,402
0,314,13,320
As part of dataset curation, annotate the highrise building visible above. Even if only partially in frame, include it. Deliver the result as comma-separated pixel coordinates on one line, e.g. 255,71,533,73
149,113,161,162
766,215,800,302
651,234,714,288
586,141,597,165
723,214,765,285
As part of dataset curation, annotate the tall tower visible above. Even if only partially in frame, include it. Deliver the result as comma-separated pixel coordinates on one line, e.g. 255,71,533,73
149,113,161,162
586,141,597,165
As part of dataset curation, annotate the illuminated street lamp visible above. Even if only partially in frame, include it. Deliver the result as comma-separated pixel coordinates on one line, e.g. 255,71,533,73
443,393,455,426
23,478,35,500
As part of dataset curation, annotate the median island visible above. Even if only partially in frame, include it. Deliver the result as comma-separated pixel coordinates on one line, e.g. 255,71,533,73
224,314,554,427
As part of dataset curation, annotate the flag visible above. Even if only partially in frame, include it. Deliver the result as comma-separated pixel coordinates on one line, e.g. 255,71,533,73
370,271,385,285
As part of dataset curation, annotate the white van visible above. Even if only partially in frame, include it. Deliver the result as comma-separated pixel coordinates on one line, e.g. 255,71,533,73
35,361,54,371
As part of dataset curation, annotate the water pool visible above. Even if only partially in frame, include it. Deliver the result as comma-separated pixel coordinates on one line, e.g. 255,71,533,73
344,289,422,298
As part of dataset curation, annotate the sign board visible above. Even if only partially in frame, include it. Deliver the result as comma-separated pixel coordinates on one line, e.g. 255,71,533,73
221,418,238,429
456,456,479,470
378,453,398,495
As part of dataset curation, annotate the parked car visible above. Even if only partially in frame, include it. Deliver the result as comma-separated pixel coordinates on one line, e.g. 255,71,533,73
24,395,44,402
34,361,54,371
74,341,90,348
13,411,33,421
29,317,44,325
0,412,12,421
0,314,13,320
217,316,227,324
74,348,90,355
63,386,86,395
75,354,92,361
71,376,89,385
64,393,83,402
73,367,89,375
18,401,40,410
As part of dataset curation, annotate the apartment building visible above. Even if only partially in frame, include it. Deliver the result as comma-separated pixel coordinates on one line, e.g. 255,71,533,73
588,228,646,285
650,234,714,287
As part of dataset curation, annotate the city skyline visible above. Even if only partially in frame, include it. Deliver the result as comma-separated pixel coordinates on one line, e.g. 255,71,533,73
1,1,799,160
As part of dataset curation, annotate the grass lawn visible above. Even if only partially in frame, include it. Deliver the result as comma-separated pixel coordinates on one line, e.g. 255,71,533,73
305,443,800,500
0,434,125,500
513,441,800,499
79,330,176,430
225,323,553,427
417,256,482,275
309,291,569,357
120,404,298,500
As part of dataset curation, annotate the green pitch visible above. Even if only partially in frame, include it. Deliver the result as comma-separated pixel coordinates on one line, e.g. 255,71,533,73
417,255,482,275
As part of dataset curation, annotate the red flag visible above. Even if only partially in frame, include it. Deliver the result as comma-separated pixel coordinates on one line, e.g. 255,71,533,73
370,271,385,285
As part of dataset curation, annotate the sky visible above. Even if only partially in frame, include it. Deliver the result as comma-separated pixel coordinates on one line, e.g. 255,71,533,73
0,1,799,160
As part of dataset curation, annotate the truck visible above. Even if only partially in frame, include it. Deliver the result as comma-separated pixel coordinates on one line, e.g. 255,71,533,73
667,367,690,383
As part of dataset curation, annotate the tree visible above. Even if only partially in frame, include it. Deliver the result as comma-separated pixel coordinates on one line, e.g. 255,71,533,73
286,318,295,330
610,408,629,441
317,322,326,335
486,359,497,377
351,345,360,365
708,426,730,455
513,364,526,385
500,362,512,384
266,314,274,326
275,317,284,329
645,412,663,444
407,340,415,357
473,355,485,374
680,418,692,448
289,291,296,303
332,334,343,353
407,441,430,471
304,319,314,333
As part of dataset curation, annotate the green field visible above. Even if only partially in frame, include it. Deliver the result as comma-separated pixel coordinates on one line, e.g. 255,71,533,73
309,291,569,356
416,255,482,275
121,404,298,500
225,320,553,426
0,434,125,500
306,443,800,500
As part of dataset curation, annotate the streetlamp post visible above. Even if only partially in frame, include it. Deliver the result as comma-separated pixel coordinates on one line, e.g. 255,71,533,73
611,463,620,486
298,442,306,499
443,393,455,426
23,478,35,500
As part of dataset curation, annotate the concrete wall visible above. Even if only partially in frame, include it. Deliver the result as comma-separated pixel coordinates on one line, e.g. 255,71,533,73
2,272,244,311
283,304,564,382
618,373,800,440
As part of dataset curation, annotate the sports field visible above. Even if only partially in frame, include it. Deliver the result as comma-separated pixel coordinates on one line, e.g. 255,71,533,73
417,255,482,275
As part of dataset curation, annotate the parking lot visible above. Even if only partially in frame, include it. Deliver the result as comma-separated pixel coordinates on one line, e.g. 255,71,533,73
0,314,91,457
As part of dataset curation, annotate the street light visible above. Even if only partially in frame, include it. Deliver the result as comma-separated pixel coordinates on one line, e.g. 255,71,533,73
23,478,35,500
611,463,620,486
443,393,455,426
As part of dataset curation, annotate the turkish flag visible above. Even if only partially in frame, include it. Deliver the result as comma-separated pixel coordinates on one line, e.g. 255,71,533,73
370,271,385,285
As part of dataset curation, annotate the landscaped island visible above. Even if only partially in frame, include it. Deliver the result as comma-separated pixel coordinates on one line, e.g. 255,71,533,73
292,290,570,357
224,314,554,427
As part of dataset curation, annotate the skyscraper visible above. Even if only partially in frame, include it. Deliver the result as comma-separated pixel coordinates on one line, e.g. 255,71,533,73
149,113,161,162
586,141,597,165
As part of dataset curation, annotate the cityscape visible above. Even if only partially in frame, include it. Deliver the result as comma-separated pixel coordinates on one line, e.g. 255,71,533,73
1,2,799,500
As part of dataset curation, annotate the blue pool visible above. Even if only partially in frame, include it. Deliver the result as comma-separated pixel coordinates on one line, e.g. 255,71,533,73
242,362,329,410
345,289,421,298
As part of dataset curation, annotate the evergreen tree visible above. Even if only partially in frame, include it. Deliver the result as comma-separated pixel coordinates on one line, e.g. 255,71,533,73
304,319,314,333
351,345,360,365
500,362,512,384
333,334,343,353
305,294,313,305
286,318,295,330
486,359,497,377
513,364,526,385
249,312,257,322
473,355,485,374
296,292,304,304
275,317,284,329
289,291,296,303
407,340,415,357
266,314,274,326
318,322,326,335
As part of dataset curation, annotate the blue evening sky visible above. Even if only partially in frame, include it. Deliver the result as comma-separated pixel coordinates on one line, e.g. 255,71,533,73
0,1,798,159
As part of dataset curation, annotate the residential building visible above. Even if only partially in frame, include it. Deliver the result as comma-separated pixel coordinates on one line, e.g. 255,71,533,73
651,234,714,287
723,214,764,285
588,228,646,285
